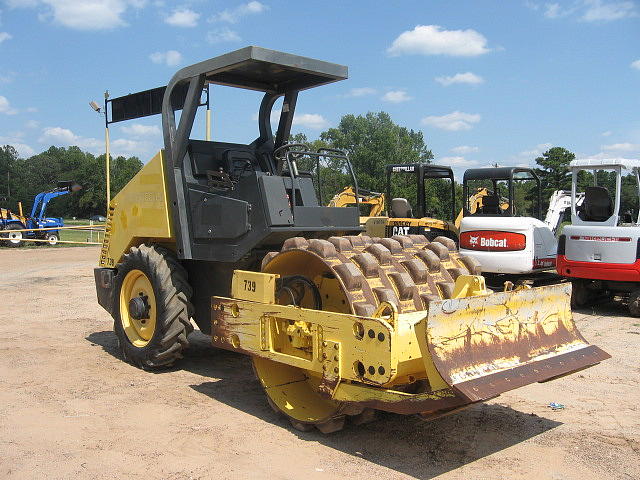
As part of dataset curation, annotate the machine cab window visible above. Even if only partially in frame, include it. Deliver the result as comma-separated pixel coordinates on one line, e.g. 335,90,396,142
385,163,456,222
570,161,639,226
462,167,541,219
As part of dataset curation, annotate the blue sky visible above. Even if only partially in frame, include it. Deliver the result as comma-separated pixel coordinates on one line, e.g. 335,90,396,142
0,0,638,177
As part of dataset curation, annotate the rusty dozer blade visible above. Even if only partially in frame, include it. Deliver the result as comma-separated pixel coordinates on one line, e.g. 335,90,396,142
418,283,610,403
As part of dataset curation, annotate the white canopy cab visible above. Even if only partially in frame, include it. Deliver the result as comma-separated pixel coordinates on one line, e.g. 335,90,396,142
569,158,640,227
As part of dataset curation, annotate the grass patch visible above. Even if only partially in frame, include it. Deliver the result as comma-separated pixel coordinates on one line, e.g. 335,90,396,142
0,218,103,249
60,227,103,245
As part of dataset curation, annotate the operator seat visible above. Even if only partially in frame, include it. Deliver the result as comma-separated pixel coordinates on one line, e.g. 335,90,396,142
579,186,613,221
390,198,413,218
481,194,502,214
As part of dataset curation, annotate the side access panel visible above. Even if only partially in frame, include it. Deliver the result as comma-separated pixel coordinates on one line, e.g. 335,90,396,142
99,151,174,267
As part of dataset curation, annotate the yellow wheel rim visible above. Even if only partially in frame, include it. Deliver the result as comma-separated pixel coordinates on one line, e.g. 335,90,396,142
119,269,157,347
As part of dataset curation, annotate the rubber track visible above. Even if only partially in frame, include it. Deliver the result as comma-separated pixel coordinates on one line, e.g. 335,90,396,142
260,234,481,432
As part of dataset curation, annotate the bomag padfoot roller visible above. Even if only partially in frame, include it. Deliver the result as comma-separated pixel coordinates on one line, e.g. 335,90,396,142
94,46,609,433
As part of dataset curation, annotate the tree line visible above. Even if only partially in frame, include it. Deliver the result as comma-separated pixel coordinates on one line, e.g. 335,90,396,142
0,145,142,218
2,111,631,222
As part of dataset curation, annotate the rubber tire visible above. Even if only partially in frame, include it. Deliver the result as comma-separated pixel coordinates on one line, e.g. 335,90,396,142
570,279,591,309
1,222,24,248
113,244,194,369
628,290,640,317
46,233,59,246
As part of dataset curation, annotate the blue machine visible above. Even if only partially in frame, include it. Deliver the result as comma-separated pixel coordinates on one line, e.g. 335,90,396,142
0,181,81,247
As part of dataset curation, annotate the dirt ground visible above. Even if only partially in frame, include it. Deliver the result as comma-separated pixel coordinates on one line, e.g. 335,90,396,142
0,246,638,480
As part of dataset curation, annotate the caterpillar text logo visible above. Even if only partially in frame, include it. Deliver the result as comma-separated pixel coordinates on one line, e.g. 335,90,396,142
391,226,410,235
391,165,415,172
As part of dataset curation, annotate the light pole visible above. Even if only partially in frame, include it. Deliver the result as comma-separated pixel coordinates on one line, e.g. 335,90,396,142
205,84,211,141
90,91,111,212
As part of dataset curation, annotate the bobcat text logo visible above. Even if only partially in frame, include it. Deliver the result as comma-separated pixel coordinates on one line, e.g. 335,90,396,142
461,231,525,251
480,237,507,248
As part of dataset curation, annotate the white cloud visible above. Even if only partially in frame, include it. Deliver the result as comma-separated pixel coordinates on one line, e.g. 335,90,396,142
580,151,640,160
0,136,35,157
206,27,240,43
0,96,17,115
343,87,377,98
631,59,640,70
0,71,16,83
451,145,479,154
381,90,412,103
39,126,76,144
13,143,35,156
149,50,182,67
540,0,636,21
293,113,328,130
25,120,40,129
602,142,640,152
601,130,612,136
5,0,39,8
435,72,484,87
39,126,102,151
0,32,12,43
7,0,146,30
120,123,161,137
516,143,553,159
581,0,637,21
387,25,490,57
544,3,569,18
165,7,199,27
111,138,148,155
251,110,328,130
440,156,479,167
421,111,481,131
210,1,268,23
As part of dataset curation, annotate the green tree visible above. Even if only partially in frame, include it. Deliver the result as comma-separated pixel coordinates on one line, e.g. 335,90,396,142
319,112,433,194
0,145,19,203
534,147,575,209
290,112,435,214
0,144,142,218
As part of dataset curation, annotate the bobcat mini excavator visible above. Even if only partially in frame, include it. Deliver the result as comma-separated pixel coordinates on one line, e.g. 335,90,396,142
93,46,608,433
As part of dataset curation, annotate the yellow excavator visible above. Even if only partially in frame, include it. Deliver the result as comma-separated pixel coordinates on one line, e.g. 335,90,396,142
356,163,458,241
333,166,507,241
328,186,385,223
453,186,509,228
93,47,608,434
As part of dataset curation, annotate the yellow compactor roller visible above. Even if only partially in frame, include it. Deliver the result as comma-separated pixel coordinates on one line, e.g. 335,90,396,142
94,47,609,433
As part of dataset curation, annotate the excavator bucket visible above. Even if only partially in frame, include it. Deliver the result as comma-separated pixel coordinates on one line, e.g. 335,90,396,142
418,283,610,402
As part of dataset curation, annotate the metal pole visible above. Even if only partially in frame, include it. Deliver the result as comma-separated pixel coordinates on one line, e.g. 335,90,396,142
206,108,211,141
105,125,111,209
104,90,111,211
205,85,211,141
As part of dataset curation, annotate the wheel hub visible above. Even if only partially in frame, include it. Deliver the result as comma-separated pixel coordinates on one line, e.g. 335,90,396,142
128,295,150,320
